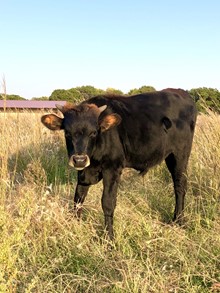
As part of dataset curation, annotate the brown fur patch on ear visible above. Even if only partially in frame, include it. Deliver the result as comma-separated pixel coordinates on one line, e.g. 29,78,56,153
100,113,121,132
41,114,63,130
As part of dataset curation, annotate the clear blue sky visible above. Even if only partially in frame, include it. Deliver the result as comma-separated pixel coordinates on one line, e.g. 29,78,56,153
1,0,220,99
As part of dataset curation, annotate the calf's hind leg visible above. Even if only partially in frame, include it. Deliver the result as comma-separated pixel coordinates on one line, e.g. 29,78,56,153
165,153,188,224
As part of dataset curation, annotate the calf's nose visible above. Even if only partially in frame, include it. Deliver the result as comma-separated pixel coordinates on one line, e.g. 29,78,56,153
69,154,90,170
73,154,87,165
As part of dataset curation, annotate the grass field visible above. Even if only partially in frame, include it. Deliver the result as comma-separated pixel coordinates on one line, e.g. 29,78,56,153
0,109,220,292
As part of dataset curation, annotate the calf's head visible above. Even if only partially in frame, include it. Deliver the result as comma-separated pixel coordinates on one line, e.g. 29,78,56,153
41,103,121,170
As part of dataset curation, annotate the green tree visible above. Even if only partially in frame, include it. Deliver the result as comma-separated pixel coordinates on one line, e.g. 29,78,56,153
189,87,220,113
49,89,67,101
49,89,83,103
128,86,156,95
75,85,105,99
68,88,84,103
105,88,124,95
0,94,26,100
31,96,49,101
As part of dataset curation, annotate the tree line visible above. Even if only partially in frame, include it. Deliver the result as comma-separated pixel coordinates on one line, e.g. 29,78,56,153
1,85,220,113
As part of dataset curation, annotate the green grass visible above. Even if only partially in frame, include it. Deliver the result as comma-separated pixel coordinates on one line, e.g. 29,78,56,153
0,110,220,292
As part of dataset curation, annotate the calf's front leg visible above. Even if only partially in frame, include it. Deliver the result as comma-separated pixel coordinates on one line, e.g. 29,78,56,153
101,168,122,240
74,167,102,217
74,184,90,217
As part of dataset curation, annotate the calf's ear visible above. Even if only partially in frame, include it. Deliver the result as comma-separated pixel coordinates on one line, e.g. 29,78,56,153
99,113,122,132
41,114,63,130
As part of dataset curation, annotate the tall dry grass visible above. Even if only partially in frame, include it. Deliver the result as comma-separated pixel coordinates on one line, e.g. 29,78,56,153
0,107,219,292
